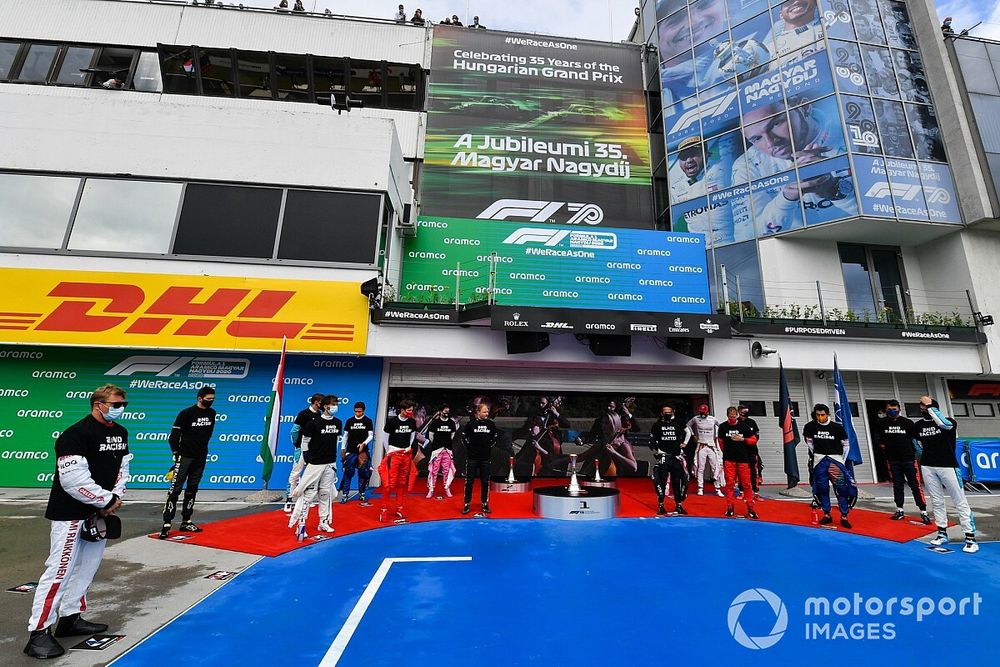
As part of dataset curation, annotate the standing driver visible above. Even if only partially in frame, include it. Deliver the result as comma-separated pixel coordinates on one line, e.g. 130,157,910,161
24,384,131,659
159,385,216,539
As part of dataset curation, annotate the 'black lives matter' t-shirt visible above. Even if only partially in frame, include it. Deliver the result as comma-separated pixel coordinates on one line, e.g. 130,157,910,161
46,415,129,521
301,416,342,465
877,417,917,461
650,419,686,456
384,415,417,451
344,415,374,454
169,405,216,459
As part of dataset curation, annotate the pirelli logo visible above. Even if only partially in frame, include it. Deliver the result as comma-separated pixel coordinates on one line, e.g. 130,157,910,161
0,268,369,353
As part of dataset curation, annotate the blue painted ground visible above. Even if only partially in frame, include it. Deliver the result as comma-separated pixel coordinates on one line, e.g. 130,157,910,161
114,518,1000,666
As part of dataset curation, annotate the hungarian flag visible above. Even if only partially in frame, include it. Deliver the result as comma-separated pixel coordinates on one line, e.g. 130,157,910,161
260,337,287,486
833,354,863,465
778,361,801,487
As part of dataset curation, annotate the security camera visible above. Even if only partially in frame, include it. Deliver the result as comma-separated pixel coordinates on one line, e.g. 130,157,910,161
751,341,777,358
815,371,826,380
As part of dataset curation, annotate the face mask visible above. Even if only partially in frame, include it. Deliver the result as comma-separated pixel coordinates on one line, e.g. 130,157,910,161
322,407,335,419
662,413,673,420
441,413,450,419
329,405,338,415
817,416,829,424
105,406,125,422
739,412,748,419
887,409,899,417
202,399,214,407
728,417,738,424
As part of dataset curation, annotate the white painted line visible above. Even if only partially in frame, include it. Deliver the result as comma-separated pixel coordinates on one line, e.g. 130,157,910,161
319,556,472,667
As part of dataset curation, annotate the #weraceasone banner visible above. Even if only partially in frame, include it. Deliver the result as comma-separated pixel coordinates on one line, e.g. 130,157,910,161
0,267,370,354
421,26,653,228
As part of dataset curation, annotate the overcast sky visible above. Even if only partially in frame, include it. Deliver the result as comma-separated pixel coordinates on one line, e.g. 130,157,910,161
224,0,1000,43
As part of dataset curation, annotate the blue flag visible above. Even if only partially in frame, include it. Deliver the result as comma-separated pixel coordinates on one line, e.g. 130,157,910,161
833,354,863,465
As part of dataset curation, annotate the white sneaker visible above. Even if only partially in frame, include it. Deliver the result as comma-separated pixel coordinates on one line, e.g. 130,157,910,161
283,501,293,513
426,490,434,499
963,540,979,554
716,489,725,497
317,523,335,533
697,489,704,496
929,532,949,547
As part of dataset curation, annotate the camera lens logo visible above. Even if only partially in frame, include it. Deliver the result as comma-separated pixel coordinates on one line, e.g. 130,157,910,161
727,588,788,650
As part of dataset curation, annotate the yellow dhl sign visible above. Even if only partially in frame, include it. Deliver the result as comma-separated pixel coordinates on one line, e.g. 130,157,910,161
0,268,369,353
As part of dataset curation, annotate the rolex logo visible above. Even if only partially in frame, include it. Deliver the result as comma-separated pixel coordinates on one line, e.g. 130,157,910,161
513,312,521,320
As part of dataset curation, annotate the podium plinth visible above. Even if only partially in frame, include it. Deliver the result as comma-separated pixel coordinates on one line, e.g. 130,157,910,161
532,486,619,521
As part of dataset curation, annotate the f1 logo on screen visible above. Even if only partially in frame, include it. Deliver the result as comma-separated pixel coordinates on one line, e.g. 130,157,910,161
477,199,605,226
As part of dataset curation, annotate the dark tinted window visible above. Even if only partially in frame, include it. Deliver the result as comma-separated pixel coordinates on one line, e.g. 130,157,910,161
350,59,383,107
276,53,310,102
313,56,347,103
89,46,136,89
200,48,236,97
173,184,281,258
277,190,380,263
160,47,198,94
772,401,800,418
236,50,271,98
386,64,419,110
0,41,23,80
737,401,767,416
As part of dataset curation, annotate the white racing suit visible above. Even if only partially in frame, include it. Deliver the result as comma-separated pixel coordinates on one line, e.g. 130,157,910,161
687,415,724,491
290,462,338,527
921,466,975,535
29,453,131,631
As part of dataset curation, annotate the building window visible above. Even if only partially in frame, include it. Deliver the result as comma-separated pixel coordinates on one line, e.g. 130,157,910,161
275,53,310,102
772,401,800,417
235,50,272,99
0,40,23,80
313,56,347,104
903,402,923,418
276,190,381,264
200,48,237,97
89,46,137,89
132,51,163,92
386,64,420,110
350,59,384,107
952,402,969,417
160,46,199,94
172,184,282,259
53,46,96,86
838,243,908,320
68,179,182,254
737,400,767,416
16,43,59,82
972,403,996,418
0,173,80,249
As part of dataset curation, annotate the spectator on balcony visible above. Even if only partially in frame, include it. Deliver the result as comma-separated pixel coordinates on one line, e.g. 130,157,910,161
292,0,305,12
101,77,125,90
451,14,463,26
441,17,452,24
411,8,426,25
275,0,289,11
471,16,486,29
394,4,406,22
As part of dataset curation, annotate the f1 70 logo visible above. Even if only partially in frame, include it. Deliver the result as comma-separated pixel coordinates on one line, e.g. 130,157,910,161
864,183,952,204
477,199,605,225
106,356,251,378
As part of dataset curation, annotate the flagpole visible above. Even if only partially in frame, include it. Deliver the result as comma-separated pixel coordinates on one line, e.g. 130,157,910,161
247,337,288,504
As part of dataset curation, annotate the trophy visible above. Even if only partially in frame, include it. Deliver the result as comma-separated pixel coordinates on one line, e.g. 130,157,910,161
568,453,582,496
593,465,603,483
507,456,516,484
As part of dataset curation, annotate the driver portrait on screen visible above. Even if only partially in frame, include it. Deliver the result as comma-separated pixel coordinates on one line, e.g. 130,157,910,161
669,137,707,204
733,101,850,233
767,0,823,56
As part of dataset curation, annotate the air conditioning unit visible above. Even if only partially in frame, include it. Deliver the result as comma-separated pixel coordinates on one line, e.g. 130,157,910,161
398,202,417,237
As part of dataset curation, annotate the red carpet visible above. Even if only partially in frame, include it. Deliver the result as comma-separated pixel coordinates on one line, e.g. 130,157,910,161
151,478,938,557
